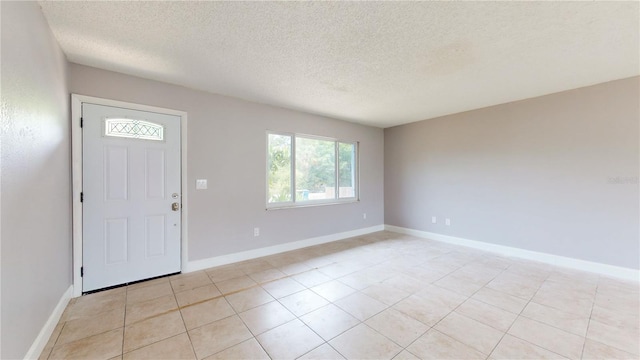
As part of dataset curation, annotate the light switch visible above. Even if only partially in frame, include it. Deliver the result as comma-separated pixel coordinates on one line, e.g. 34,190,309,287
196,179,208,190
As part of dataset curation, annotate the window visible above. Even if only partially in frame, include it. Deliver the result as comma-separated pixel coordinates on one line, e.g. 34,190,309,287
267,132,358,207
105,118,164,141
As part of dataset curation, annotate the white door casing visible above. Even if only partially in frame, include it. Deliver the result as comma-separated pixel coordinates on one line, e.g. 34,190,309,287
82,103,182,292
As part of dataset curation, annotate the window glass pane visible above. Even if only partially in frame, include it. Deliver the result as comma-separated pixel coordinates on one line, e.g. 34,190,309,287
296,137,336,201
267,134,292,203
338,142,356,198
105,118,164,141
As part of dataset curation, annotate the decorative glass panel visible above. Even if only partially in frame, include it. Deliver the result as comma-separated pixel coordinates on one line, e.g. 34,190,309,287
105,118,164,141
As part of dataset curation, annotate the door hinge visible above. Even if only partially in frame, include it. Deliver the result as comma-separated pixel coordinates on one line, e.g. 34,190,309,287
80,192,83,202
80,117,83,128
81,267,84,277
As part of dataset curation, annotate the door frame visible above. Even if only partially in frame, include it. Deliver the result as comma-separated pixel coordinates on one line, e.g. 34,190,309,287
71,94,189,297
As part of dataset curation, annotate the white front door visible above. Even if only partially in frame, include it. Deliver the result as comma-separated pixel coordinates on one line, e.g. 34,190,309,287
82,103,181,292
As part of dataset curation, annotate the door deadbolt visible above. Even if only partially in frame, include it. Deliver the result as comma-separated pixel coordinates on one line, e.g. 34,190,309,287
172,202,180,211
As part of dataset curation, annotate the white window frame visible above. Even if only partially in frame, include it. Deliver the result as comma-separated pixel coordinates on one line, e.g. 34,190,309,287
266,131,359,209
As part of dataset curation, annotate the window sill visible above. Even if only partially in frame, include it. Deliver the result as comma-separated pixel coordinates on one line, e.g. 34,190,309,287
266,199,359,211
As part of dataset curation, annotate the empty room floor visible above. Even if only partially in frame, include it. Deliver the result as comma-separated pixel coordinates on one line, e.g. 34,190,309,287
40,231,639,359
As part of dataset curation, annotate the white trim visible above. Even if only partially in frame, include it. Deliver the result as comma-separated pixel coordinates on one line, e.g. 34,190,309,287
71,96,82,297
71,94,188,296
385,225,639,282
184,225,385,273
24,286,73,360
266,199,360,211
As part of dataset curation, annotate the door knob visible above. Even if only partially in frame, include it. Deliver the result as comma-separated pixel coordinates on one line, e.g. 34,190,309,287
172,202,180,211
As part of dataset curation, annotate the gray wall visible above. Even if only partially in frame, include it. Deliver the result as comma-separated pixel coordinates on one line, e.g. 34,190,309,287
385,77,639,270
1,2,72,358
69,64,384,262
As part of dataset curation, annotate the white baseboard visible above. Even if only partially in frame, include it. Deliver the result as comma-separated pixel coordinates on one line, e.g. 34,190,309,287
385,225,639,282
184,225,385,273
24,285,73,360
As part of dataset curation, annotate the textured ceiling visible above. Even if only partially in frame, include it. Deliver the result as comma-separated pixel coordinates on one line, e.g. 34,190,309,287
39,1,639,128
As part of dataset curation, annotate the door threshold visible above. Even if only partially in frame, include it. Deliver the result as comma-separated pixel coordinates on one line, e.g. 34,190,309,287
82,272,181,295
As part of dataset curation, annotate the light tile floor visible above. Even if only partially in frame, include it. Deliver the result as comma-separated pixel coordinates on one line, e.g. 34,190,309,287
40,231,640,359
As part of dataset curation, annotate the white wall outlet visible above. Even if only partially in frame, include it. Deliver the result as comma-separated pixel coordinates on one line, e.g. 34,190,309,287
445,218,451,226
253,227,260,237
431,216,437,224
363,213,367,219
196,179,208,190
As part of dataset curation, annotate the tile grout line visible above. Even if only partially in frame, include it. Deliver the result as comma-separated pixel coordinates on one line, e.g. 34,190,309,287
282,283,355,359
274,254,409,359
168,280,199,360
293,274,404,359
375,250,462,354
484,263,547,359
369,255,494,358
121,286,128,358
271,249,610,358
44,318,68,359
121,277,249,357
431,259,503,352
205,267,342,359
41,289,128,357
487,269,582,360
521,277,599,337
254,271,359,359
120,281,197,357
579,278,599,359
293,312,345,359
226,289,273,359
118,273,284,329
46,233,638,359
416,260,510,359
